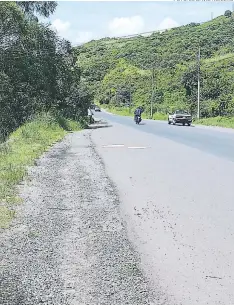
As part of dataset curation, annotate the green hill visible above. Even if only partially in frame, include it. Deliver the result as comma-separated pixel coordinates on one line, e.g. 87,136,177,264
75,14,234,118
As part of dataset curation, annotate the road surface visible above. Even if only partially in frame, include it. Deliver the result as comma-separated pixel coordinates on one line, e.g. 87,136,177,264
1,111,234,305
91,111,234,305
98,110,234,162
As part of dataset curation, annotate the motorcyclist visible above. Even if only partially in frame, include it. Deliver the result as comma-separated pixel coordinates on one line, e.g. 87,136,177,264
134,106,143,122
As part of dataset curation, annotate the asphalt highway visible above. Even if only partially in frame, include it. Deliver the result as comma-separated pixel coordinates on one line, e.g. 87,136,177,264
96,111,234,162
91,111,234,305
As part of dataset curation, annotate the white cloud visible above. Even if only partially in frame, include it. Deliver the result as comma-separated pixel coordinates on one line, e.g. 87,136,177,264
75,31,94,44
50,20,94,45
51,19,71,36
108,15,145,37
157,17,179,31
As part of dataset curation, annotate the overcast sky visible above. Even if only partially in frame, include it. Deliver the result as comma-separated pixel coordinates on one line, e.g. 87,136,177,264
45,1,234,45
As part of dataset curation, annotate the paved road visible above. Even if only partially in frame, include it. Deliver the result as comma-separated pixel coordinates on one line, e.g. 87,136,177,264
91,111,234,305
97,111,234,162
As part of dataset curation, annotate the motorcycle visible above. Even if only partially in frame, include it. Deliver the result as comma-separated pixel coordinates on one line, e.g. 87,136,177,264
135,115,142,124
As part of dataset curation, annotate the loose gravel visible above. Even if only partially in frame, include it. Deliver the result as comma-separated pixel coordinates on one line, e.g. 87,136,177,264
0,125,158,305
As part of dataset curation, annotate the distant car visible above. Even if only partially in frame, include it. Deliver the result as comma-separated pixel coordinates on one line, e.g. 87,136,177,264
168,110,192,126
94,106,101,112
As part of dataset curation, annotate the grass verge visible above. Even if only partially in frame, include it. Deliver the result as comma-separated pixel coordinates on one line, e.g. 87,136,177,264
0,113,86,229
194,116,234,129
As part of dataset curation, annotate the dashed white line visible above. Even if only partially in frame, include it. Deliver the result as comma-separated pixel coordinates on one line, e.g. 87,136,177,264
102,144,125,148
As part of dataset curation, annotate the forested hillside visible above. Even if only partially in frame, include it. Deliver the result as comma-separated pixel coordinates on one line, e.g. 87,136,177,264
0,1,91,141
75,12,234,118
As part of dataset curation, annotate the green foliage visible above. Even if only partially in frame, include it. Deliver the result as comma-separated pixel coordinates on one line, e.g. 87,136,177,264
224,10,232,18
17,1,57,19
195,116,234,128
75,13,234,119
0,113,83,228
0,2,91,141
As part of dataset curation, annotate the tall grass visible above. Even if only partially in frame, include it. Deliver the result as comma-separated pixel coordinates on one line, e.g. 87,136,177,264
0,113,85,229
195,116,234,129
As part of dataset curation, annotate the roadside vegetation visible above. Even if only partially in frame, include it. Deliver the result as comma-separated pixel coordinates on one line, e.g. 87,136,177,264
0,2,92,228
0,113,88,228
195,116,234,128
0,1,91,142
76,11,234,128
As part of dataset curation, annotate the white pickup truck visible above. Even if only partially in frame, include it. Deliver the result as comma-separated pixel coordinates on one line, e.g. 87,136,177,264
168,110,192,126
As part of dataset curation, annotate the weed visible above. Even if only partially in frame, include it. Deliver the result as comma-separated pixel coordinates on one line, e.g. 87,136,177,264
195,116,234,129
0,113,83,229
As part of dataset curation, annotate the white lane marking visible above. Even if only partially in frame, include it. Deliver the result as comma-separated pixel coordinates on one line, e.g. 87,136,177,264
102,145,149,149
102,144,125,148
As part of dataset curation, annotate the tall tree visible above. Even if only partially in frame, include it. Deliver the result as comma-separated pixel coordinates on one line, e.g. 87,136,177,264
16,1,57,18
0,2,90,140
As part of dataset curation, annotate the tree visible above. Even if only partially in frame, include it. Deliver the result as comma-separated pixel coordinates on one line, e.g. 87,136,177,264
16,1,57,18
224,10,232,18
181,65,199,97
0,2,91,140
75,14,234,118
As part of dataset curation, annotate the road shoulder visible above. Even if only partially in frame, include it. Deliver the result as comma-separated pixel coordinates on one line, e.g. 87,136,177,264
0,128,158,305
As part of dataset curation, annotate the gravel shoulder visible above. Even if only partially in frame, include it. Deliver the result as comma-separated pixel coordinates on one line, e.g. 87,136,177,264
0,124,160,305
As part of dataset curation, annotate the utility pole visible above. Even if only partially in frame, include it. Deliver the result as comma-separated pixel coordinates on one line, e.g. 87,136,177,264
197,46,200,119
129,86,131,114
115,88,118,105
109,89,111,103
151,67,154,119
128,75,132,114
